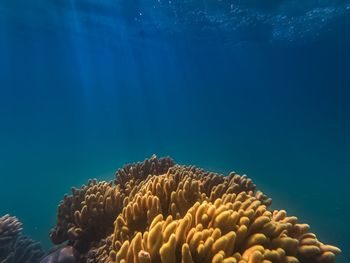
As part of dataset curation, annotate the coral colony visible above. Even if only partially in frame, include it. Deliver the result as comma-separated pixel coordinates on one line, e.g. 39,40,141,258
48,156,340,263
0,156,342,262
0,214,44,263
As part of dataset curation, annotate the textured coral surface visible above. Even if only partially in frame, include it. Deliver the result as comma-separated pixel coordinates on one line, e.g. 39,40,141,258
51,156,341,263
0,214,44,263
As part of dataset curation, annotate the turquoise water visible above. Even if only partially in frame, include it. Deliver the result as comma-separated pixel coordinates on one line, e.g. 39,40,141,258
0,0,349,262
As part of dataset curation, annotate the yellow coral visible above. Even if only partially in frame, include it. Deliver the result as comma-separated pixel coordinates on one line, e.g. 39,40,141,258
50,156,341,263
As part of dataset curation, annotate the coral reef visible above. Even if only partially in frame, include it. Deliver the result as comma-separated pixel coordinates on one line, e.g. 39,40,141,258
50,156,341,263
0,214,44,263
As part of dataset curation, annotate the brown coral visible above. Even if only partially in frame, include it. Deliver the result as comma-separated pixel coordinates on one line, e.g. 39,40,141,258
50,155,341,263
50,156,175,252
50,179,123,251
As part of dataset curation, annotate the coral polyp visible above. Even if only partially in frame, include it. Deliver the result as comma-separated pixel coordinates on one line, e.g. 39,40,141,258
50,156,341,263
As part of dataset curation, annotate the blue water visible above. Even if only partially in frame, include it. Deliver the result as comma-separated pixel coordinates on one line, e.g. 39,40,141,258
0,0,349,262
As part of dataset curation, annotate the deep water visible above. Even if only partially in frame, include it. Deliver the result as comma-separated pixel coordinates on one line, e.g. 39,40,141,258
0,0,349,262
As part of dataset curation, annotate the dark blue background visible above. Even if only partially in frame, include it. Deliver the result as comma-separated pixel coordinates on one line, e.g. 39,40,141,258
0,1,349,261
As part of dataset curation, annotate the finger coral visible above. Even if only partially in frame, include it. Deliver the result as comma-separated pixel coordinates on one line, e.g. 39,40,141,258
50,156,174,252
50,179,124,252
0,214,44,263
50,156,341,263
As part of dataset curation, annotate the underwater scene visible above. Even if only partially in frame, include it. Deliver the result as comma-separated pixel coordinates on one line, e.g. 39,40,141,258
0,0,349,262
